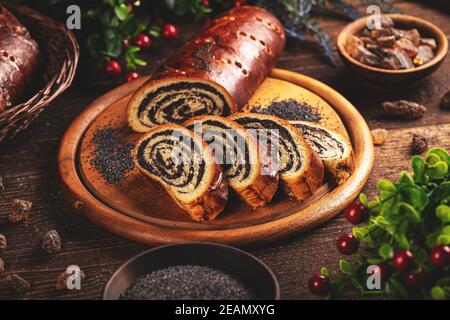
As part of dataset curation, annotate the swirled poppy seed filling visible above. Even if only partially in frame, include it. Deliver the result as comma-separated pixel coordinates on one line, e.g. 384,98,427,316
234,117,302,174
186,119,251,182
137,82,231,127
137,130,206,193
293,123,345,158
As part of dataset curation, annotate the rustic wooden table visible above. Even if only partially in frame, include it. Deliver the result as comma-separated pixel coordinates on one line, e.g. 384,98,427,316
0,1,448,299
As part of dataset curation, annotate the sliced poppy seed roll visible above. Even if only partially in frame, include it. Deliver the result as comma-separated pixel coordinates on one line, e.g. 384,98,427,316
229,113,324,201
127,6,285,132
184,116,279,208
290,121,354,185
128,78,237,132
133,124,228,221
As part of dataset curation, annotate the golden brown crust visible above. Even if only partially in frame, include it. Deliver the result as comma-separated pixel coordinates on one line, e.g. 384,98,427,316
151,6,285,108
173,165,229,221
332,155,355,185
133,124,228,221
281,145,324,201
286,124,324,200
127,5,285,132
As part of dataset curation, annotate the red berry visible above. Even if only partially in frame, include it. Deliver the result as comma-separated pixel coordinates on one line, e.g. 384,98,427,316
430,245,450,269
392,249,414,272
123,39,130,48
202,0,209,6
124,71,139,83
162,24,178,40
104,60,122,76
308,274,330,296
345,199,368,224
403,269,427,288
336,232,359,255
134,34,152,49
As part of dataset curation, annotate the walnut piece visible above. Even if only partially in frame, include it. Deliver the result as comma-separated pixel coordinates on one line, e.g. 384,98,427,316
9,199,32,223
41,230,62,254
411,134,428,155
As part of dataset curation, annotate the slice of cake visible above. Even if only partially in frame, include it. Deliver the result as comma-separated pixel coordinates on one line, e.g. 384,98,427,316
184,116,279,208
133,124,228,221
229,113,324,201
290,121,354,185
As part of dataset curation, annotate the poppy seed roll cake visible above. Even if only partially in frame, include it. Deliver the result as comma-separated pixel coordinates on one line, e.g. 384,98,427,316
291,121,354,185
127,6,285,132
133,124,228,221
229,113,324,201
184,116,279,208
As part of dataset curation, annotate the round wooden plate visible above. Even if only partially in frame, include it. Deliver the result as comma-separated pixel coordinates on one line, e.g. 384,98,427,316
58,69,374,247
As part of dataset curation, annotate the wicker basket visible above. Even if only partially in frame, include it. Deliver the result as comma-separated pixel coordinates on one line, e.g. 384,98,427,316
0,4,79,143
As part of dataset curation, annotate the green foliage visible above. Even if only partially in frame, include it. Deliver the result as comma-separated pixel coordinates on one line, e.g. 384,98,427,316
322,148,450,300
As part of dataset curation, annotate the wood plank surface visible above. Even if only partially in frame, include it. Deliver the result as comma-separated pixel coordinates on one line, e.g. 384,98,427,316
0,0,449,299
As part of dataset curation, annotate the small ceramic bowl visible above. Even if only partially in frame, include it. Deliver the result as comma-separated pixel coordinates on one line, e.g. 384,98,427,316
337,14,448,88
103,242,280,300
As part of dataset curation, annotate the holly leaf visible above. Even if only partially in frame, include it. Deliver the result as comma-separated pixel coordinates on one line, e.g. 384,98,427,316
320,267,330,277
398,202,421,224
430,182,450,207
353,226,368,241
427,148,450,166
114,4,130,21
385,278,408,300
394,233,410,250
426,161,448,180
378,179,397,193
397,171,414,185
339,260,354,275
378,243,393,260
436,234,450,245
436,205,450,223
431,286,446,300
399,185,428,210
412,156,426,183
358,193,368,207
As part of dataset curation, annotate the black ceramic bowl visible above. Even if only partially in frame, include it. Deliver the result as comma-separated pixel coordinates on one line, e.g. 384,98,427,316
103,242,280,300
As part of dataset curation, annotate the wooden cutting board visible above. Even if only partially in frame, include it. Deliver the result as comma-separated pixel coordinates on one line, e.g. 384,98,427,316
58,68,374,247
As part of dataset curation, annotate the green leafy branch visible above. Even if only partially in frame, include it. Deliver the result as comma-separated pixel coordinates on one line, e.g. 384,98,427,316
322,148,450,300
